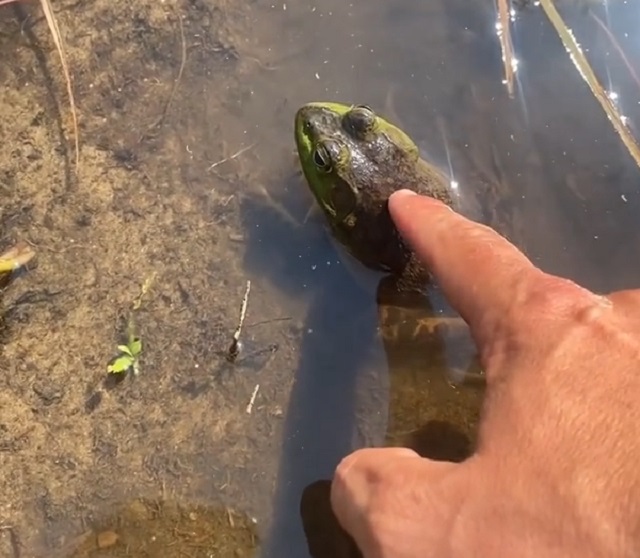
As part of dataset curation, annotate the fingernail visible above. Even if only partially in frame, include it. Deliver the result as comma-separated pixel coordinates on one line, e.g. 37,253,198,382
391,189,445,208
390,189,417,200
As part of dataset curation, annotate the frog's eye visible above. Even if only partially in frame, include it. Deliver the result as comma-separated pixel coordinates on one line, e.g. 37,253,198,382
313,139,344,173
313,144,332,172
345,105,377,137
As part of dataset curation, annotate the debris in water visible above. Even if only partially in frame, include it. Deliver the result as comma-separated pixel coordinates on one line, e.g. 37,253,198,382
246,383,260,414
227,280,251,362
0,242,36,275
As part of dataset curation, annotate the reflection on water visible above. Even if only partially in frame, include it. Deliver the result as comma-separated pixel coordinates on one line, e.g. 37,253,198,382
1,0,640,555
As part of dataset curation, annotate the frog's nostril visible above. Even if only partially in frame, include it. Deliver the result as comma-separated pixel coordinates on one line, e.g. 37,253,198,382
308,113,321,126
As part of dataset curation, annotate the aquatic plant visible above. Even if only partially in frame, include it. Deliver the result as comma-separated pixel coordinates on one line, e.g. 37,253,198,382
108,324,143,376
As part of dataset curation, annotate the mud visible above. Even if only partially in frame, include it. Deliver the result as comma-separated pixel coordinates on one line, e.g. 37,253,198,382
0,0,301,555
62,498,259,558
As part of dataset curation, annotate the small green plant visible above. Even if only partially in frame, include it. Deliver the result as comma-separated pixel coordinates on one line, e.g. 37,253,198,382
107,274,155,378
108,332,142,376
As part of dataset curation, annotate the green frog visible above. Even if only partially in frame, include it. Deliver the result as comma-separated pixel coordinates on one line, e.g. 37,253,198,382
294,101,484,453
295,101,458,294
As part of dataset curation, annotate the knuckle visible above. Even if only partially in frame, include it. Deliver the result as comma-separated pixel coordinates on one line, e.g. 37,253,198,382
511,273,603,321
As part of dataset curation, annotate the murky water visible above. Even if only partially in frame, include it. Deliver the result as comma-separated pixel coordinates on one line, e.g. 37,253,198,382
1,0,639,556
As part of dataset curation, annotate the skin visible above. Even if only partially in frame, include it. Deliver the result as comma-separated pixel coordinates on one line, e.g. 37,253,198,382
295,102,455,292
331,191,640,558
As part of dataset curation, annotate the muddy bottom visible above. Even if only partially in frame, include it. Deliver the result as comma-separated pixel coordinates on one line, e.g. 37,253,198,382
0,0,305,554
62,498,259,558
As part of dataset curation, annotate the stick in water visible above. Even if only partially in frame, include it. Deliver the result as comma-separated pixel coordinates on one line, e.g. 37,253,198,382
227,280,251,362
246,383,260,414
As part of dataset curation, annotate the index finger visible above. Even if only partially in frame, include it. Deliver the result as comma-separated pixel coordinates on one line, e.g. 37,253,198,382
388,190,544,341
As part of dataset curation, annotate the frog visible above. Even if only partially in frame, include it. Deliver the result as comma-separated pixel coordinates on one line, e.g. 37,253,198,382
294,101,485,451
295,101,458,294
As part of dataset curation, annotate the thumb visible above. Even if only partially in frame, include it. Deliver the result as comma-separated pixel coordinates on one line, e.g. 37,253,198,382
330,448,467,557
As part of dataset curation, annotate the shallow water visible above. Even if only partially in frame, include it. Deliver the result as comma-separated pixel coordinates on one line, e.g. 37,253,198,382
0,0,639,556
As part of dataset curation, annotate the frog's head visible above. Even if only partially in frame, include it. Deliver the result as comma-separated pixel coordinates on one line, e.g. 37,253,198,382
294,102,420,228
294,102,422,274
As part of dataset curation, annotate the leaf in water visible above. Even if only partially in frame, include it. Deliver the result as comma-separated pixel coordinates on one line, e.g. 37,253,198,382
117,345,133,357
108,355,134,374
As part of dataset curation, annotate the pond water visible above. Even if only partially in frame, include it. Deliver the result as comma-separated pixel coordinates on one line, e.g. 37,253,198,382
0,0,638,557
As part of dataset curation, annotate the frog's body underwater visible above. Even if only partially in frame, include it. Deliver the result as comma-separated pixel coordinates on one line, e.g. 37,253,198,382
294,101,484,457
294,101,460,293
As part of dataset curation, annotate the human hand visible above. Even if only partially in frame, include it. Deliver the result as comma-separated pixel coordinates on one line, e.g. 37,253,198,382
330,190,640,558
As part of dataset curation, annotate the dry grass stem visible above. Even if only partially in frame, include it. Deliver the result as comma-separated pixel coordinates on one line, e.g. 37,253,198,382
0,0,79,168
589,10,640,93
40,0,79,169
207,144,255,171
141,12,187,139
496,0,515,97
539,0,640,170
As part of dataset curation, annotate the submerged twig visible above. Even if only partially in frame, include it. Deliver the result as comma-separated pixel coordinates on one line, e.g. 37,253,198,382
141,11,187,140
40,0,79,169
164,13,187,118
246,383,259,414
538,0,640,169
0,0,80,168
589,10,640,93
496,0,515,97
227,280,251,362
208,144,255,171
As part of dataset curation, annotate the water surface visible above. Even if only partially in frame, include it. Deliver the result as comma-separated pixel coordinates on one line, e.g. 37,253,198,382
0,0,638,556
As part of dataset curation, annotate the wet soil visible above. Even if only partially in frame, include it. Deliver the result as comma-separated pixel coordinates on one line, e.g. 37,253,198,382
0,0,301,555
63,498,259,558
